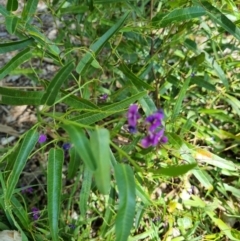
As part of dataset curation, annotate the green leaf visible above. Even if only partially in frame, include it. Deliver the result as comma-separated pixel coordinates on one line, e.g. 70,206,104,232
191,77,216,91
172,77,191,121
0,38,34,54
0,5,10,17
61,92,98,110
114,163,136,241
62,125,97,171
91,128,111,194
119,63,153,90
26,25,60,56
47,148,64,241
79,166,93,217
202,1,240,41
76,12,129,74
11,196,30,228
6,0,18,11
194,148,238,171
0,87,44,105
150,163,197,177
41,61,75,106
5,129,38,201
67,147,81,179
153,6,205,27
223,93,240,116
94,0,126,3
71,91,147,124
22,0,38,23
0,48,32,80
207,211,239,241
100,188,116,237
59,5,89,15
5,16,19,34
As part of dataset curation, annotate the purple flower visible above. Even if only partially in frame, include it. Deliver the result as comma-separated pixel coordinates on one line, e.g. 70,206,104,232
31,207,40,221
141,129,167,148
21,186,33,194
99,94,108,100
38,134,47,143
127,104,140,133
62,143,71,151
68,224,76,229
145,111,164,132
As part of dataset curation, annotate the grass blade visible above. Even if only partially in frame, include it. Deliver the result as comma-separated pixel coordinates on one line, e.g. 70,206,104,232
172,77,191,121
5,129,38,201
114,163,136,241
47,148,64,241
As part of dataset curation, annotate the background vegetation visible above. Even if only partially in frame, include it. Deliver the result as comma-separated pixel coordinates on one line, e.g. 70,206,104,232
0,0,240,240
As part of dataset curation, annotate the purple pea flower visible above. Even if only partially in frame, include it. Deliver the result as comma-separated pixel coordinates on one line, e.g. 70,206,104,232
38,134,47,144
31,207,40,221
127,104,140,133
99,93,108,100
62,143,71,151
21,186,33,194
141,129,167,148
145,110,164,132
68,224,76,229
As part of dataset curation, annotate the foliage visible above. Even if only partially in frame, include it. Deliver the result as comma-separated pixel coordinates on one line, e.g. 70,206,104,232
0,0,240,240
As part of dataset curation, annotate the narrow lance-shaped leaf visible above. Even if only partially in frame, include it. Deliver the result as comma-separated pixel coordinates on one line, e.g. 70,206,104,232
5,16,19,35
0,38,34,54
62,125,97,171
150,163,197,177
22,0,38,23
7,0,18,11
0,48,32,80
91,128,111,195
119,63,153,90
0,5,10,17
67,147,81,179
114,163,136,241
79,166,93,217
41,61,75,106
100,188,116,237
71,91,147,124
0,87,44,105
5,129,38,201
153,6,205,26
76,12,129,74
201,1,240,42
47,148,64,241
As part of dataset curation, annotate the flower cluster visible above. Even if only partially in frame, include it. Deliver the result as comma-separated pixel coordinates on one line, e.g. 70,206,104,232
127,104,140,133
127,105,168,148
